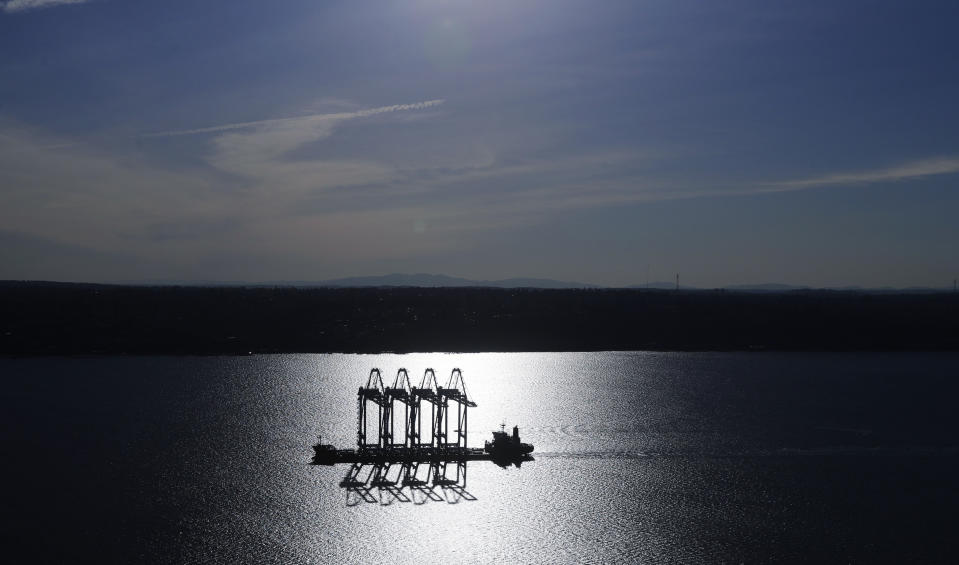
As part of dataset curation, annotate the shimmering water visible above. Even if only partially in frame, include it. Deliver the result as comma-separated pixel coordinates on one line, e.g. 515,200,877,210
4,352,959,563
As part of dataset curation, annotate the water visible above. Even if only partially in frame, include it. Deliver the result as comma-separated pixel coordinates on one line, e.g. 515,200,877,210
3,352,958,563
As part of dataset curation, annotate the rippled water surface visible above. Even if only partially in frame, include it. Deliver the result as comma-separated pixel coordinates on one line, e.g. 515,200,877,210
4,352,959,563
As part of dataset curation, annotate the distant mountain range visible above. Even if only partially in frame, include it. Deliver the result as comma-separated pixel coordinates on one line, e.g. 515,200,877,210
312,273,597,288
626,282,814,291
629,282,952,293
104,273,596,289
42,273,955,292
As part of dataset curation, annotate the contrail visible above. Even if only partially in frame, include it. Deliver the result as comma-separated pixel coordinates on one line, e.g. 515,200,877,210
2,0,89,14
768,156,959,190
142,99,446,138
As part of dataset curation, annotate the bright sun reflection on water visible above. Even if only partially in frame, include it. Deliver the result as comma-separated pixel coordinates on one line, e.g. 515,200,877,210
297,352,660,563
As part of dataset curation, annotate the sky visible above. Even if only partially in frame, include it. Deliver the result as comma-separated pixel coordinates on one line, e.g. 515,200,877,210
1,0,957,287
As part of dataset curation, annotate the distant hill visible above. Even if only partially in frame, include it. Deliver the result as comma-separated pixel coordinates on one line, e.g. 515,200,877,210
105,273,596,288
627,282,812,292
627,281,687,290
627,282,951,293
311,273,597,289
724,283,810,292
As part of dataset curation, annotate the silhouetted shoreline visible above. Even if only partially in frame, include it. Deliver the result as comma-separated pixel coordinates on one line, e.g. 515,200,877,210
1,281,957,355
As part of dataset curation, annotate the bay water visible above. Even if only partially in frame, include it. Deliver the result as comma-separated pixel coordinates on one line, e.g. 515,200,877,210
3,352,958,563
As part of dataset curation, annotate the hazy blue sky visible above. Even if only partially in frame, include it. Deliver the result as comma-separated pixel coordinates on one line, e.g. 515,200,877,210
1,0,957,287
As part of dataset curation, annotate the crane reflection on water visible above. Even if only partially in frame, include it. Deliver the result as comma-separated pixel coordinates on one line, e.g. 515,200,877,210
339,459,477,506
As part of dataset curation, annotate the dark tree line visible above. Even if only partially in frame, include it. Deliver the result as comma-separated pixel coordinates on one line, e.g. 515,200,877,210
1,282,957,354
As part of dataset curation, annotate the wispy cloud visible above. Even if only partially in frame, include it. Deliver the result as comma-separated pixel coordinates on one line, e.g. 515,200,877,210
1,0,89,13
768,157,959,191
0,98,452,262
144,99,446,138
158,99,448,201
